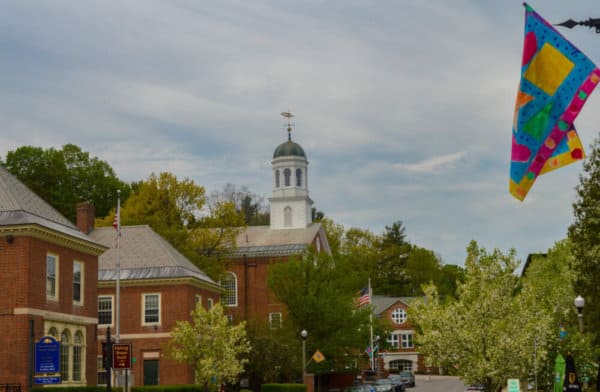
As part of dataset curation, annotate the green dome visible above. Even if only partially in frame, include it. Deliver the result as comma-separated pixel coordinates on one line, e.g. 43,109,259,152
273,140,306,159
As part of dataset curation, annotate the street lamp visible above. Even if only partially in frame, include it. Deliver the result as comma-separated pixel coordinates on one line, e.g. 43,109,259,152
301,329,308,377
574,295,585,333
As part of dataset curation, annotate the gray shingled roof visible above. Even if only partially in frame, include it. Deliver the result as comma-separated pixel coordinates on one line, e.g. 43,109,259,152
371,295,414,316
229,223,324,257
0,165,96,242
90,225,218,287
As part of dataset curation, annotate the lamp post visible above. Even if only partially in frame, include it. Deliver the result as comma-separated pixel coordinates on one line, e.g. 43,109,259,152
574,295,585,333
301,329,308,377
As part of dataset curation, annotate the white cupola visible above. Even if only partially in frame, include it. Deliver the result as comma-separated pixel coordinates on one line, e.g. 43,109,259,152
269,112,313,229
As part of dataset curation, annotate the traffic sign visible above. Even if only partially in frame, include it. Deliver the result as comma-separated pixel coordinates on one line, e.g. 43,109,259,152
507,378,520,392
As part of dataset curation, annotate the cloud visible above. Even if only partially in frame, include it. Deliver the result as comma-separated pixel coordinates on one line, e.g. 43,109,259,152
392,152,467,173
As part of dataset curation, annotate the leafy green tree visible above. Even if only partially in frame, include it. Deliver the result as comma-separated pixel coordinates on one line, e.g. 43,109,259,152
268,250,372,375
245,320,300,390
436,264,465,299
97,172,244,279
411,241,579,392
168,303,251,389
400,245,442,296
568,136,600,346
319,218,345,258
2,144,130,221
210,183,269,226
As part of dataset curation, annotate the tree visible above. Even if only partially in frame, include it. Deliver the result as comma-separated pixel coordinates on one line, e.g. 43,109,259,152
245,320,300,390
268,250,372,375
2,144,130,221
209,184,269,226
375,221,411,295
400,245,443,296
168,303,250,389
568,136,600,346
411,241,581,392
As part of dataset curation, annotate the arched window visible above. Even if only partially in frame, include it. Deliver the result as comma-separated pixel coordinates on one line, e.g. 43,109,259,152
391,308,407,324
48,327,58,338
284,206,292,227
275,169,280,188
221,272,238,307
284,168,291,186
60,329,71,380
296,168,302,187
72,331,84,381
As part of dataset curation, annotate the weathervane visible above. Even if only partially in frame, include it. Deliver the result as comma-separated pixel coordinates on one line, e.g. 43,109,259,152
556,17,600,33
281,111,294,141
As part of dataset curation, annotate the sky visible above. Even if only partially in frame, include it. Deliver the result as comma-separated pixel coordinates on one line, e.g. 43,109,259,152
2,0,600,267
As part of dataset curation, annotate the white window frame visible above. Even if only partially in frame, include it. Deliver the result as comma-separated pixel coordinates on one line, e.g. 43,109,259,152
73,261,84,305
387,332,400,348
46,253,59,301
391,307,407,324
269,312,282,329
221,272,238,307
142,293,161,326
45,323,86,384
207,298,214,310
98,295,114,327
401,333,414,348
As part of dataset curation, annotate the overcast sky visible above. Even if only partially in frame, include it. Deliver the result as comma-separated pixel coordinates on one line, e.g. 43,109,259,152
2,0,600,267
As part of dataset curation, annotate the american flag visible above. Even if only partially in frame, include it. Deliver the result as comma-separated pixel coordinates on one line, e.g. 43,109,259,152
357,286,370,306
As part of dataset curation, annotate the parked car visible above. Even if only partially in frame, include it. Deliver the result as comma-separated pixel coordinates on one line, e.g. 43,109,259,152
374,378,405,392
465,383,485,392
344,385,375,392
397,371,416,388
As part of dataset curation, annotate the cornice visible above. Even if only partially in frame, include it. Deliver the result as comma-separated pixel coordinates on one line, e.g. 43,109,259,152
98,277,223,292
14,307,97,325
0,224,107,256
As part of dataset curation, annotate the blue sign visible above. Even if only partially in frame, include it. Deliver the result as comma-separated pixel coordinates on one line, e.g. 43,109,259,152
34,376,60,385
35,336,60,373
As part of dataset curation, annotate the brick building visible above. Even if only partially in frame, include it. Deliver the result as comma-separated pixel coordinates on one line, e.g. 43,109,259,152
87,223,222,386
371,296,424,373
0,166,106,390
221,123,330,326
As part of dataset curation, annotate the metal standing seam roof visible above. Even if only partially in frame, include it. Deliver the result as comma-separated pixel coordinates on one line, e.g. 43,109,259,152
229,223,324,257
0,165,100,243
90,225,218,286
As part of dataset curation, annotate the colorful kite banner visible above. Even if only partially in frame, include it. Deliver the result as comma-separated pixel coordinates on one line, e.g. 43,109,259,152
510,3,600,201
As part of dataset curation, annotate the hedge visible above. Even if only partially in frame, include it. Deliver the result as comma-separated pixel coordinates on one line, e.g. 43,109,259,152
261,384,306,392
32,388,122,392
131,386,204,392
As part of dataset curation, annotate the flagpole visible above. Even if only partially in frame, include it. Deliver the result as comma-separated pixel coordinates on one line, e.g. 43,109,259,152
115,190,121,386
368,278,374,371
116,190,121,344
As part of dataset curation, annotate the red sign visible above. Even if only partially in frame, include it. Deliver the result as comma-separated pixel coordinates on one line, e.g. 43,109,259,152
112,343,132,369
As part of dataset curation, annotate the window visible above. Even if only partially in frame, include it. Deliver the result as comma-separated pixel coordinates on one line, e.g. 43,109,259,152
207,298,214,310
275,169,280,187
387,331,414,349
389,359,413,372
46,323,85,384
195,294,202,310
98,296,113,326
60,329,70,380
296,168,302,187
46,254,58,300
284,206,292,227
221,272,238,306
269,312,282,329
391,308,407,324
284,168,291,186
72,331,84,381
143,294,160,325
387,332,400,348
97,356,107,385
73,261,83,304
401,333,414,348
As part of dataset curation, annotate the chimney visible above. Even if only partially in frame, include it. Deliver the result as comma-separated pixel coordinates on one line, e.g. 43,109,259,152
76,202,95,234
